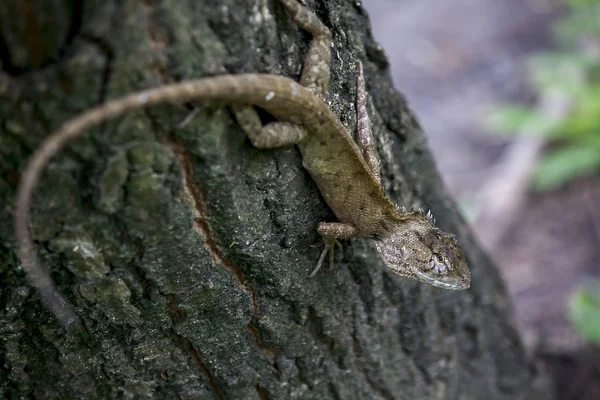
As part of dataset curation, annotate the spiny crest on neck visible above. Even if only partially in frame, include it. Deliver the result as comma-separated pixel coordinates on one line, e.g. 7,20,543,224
394,205,436,225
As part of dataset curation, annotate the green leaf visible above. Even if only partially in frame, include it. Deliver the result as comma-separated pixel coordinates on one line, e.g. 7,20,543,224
566,0,598,8
568,282,600,345
556,3,600,41
577,130,600,147
532,144,600,190
486,105,557,136
527,53,588,96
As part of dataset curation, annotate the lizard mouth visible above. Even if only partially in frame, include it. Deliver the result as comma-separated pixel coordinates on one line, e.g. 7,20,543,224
413,269,470,290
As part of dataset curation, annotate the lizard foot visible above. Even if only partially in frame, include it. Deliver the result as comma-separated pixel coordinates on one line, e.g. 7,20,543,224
309,238,342,277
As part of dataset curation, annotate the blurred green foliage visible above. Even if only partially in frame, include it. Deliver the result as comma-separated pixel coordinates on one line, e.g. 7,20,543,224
487,0,600,348
486,0,600,191
568,281,600,345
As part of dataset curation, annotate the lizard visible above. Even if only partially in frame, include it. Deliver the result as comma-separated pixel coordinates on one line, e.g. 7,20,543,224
14,0,471,328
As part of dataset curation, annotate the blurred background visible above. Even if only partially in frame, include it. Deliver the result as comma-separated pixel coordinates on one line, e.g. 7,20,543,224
362,0,600,398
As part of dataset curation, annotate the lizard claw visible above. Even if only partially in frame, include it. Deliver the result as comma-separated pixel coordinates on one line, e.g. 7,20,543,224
177,107,200,128
309,238,342,277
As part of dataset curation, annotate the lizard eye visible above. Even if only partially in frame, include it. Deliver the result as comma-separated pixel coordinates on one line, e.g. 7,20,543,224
430,253,449,274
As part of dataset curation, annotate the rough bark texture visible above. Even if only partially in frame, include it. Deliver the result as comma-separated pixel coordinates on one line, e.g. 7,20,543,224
0,0,552,399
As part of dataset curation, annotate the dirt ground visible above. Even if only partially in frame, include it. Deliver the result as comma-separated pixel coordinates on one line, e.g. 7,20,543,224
363,0,600,398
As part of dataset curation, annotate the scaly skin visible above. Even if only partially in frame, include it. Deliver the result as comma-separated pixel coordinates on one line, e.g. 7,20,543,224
14,0,470,327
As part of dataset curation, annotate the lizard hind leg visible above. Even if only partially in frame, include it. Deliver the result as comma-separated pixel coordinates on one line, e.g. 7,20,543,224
231,105,307,148
278,0,333,98
355,61,382,186
230,0,331,148
310,222,358,277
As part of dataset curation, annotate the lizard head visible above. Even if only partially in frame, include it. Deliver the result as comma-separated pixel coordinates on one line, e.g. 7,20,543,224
371,213,470,290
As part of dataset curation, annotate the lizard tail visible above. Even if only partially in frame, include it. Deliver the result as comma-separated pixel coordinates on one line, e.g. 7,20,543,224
14,74,311,327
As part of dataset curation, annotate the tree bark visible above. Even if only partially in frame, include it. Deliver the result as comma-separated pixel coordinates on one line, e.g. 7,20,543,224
0,0,552,399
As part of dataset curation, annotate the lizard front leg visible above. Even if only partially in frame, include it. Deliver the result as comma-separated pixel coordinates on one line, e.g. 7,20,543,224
309,222,358,277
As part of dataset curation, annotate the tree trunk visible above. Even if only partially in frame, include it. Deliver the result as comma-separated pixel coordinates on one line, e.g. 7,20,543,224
0,0,552,398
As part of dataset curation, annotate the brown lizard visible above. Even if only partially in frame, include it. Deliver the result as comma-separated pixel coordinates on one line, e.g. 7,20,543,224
14,0,471,327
